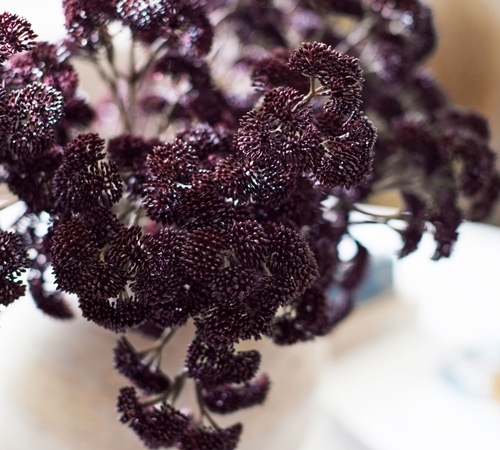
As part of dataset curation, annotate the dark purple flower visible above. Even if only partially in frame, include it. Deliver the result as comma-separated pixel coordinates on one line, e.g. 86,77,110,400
179,423,242,450
4,145,63,213
78,292,148,331
117,386,190,449
202,374,270,414
194,290,279,345
132,227,187,303
289,42,364,115
114,337,171,395
7,83,63,158
53,133,123,211
399,193,426,257
62,0,117,52
236,88,322,172
107,134,159,196
313,113,376,189
116,0,213,55
251,48,309,93
29,277,73,319
3,42,78,100
186,337,261,387
51,218,126,299
0,12,37,63
0,231,29,306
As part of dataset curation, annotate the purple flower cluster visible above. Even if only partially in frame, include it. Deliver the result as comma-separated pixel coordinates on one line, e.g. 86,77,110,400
0,1,499,449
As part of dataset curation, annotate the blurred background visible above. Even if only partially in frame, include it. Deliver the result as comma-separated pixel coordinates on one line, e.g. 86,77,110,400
0,1,500,449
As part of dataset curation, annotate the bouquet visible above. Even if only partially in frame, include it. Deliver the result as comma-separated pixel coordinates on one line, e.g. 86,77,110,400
0,1,499,448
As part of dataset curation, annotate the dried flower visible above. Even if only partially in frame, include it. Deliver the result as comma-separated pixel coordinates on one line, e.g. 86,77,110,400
0,12,37,63
179,423,242,450
114,337,171,394
117,386,191,448
0,231,29,306
202,374,270,414
1,2,499,449
186,337,261,387
53,133,123,211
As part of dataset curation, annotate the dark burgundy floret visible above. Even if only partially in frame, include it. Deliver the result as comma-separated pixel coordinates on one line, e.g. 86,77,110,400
4,145,63,213
105,225,144,276
7,83,63,158
399,193,426,258
3,42,78,100
62,0,117,52
430,188,462,260
179,423,242,450
0,12,37,63
251,48,309,93
264,224,319,304
202,374,270,414
147,286,199,328
314,113,376,189
182,226,228,284
29,276,73,319
236,88,323,174
53,133,123,211
132,227,186,303
107,134,159,196
214,155,254,203
176,123,233,163
116,0,213,54
117,386,190,449
261,178,324,229
114,337,171,395
78,292,148,332
51,218,126,299
0,231,29,306
116,386,141,424
186,337,261,387
194,288,279,346
147,139,200,184
289,42,364,115
0,86,11,142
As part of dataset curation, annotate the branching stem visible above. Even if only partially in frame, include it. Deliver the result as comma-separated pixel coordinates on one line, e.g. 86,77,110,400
141,327,178,366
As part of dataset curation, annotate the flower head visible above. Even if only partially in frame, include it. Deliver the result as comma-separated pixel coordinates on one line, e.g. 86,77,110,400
0,231,29,306
0,12,37,63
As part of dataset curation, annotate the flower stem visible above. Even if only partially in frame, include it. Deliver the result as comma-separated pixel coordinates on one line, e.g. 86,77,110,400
195,384,220,429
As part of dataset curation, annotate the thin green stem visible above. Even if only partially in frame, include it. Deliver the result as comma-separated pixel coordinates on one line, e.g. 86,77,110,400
139,371,187,408
195,384,220,429
350,203,404,220
170,372,187,405
141,327,178,366
128,35,137,133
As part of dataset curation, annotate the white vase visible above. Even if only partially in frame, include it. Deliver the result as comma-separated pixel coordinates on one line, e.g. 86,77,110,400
0,298,329,450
